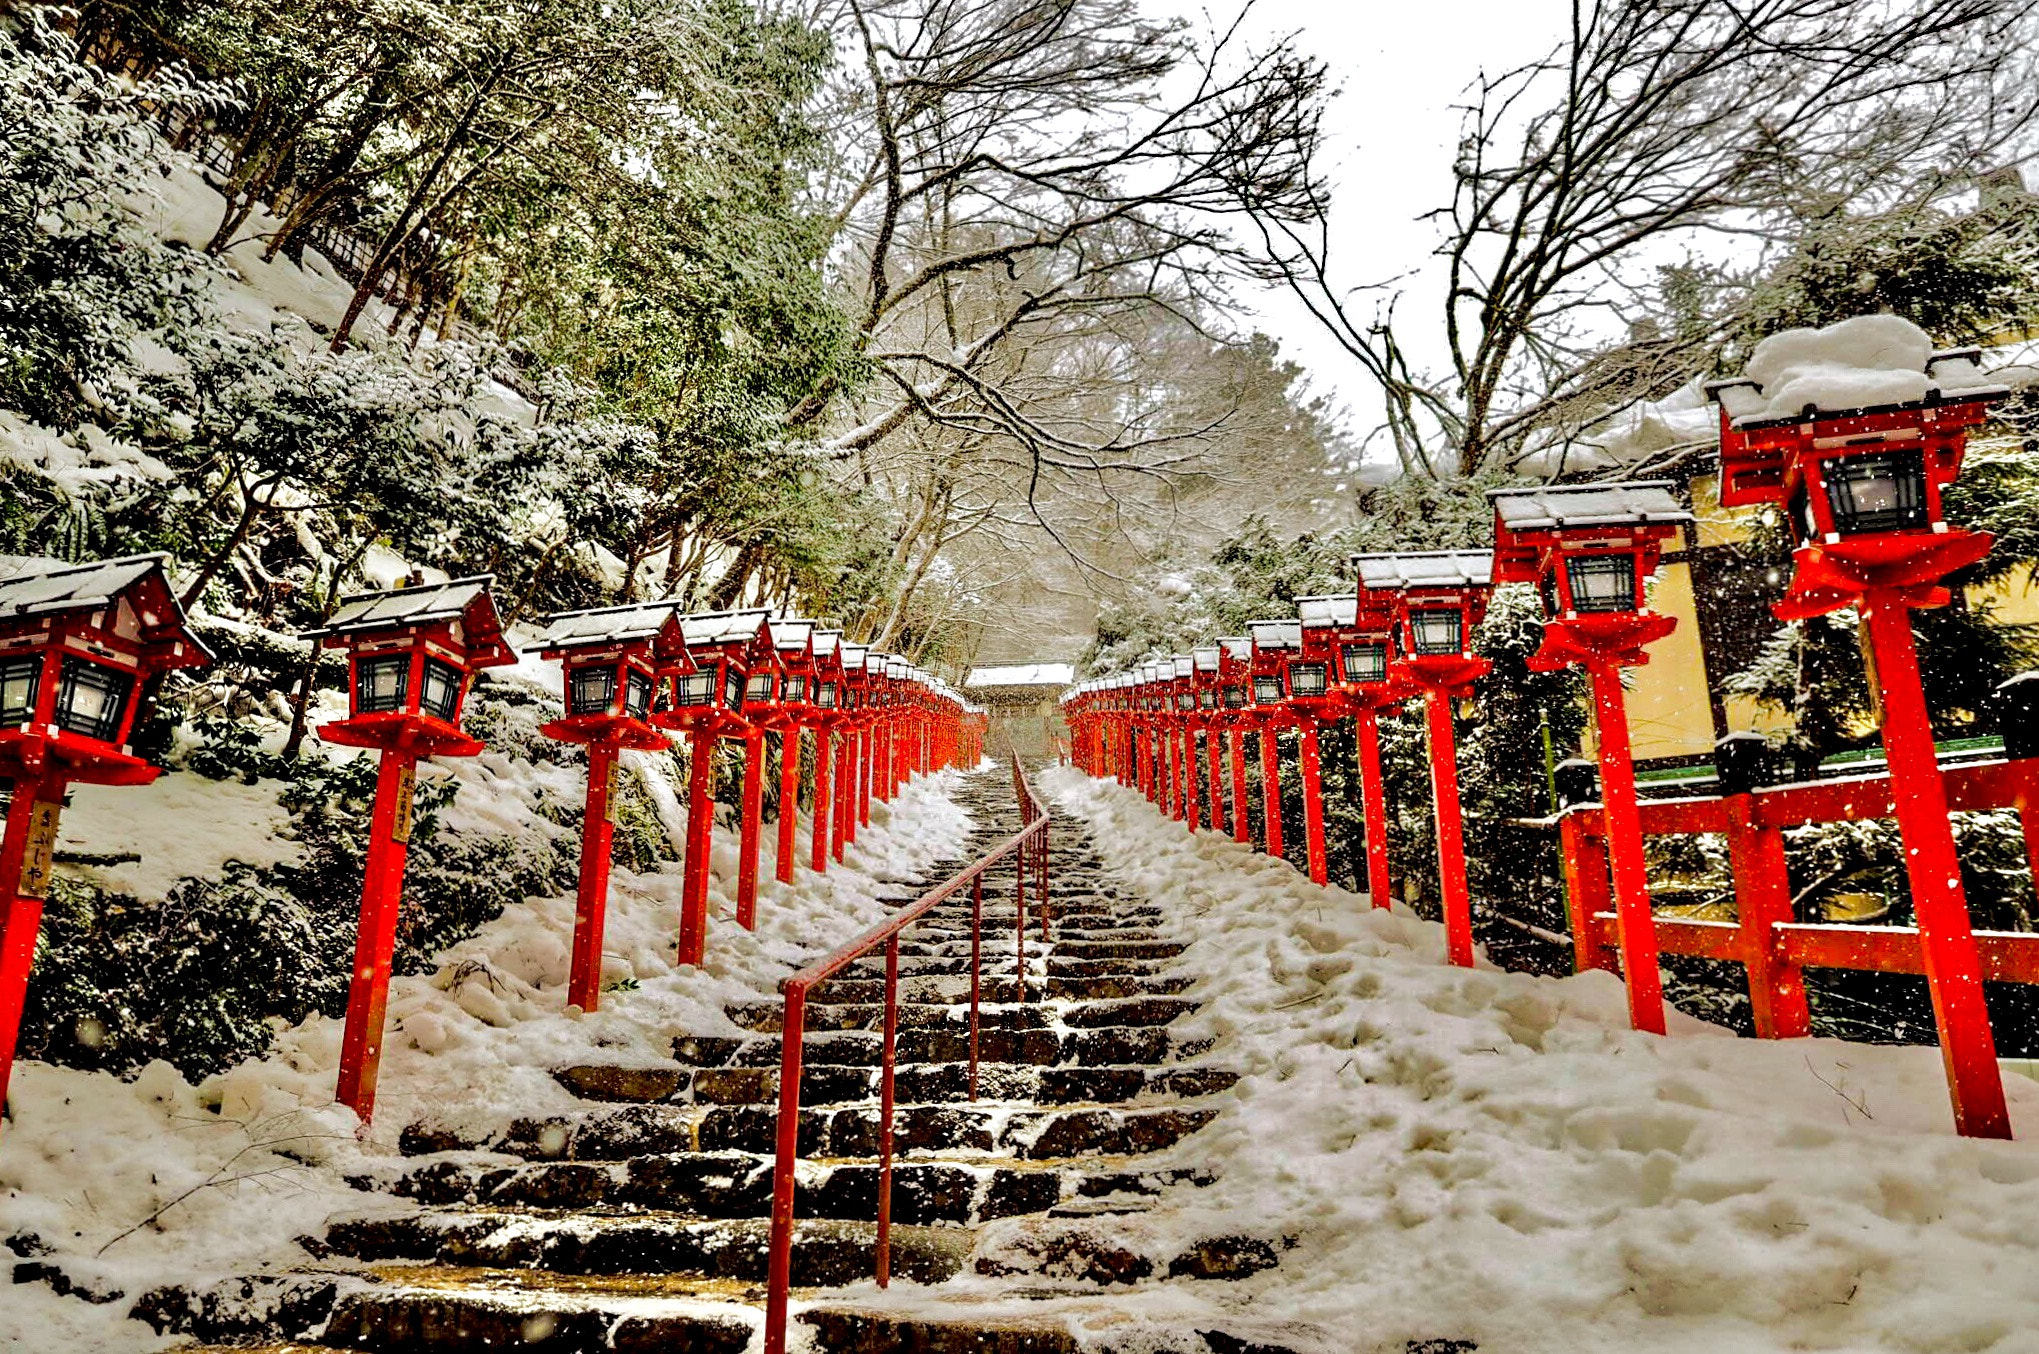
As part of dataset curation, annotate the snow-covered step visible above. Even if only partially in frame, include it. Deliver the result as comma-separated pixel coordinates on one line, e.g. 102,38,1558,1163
550,1058,1234,1107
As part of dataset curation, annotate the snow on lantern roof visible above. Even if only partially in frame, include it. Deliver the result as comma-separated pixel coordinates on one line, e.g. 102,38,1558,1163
1247,620,1302,650
965,662,1076,689
1487,481,1691,531
1192,646,1220,672
1219,636,1252,661
1352,551,1494,591
1296,594,1358,628
1705,315,2010,428
840,643,871,670
307,574,503,644
771,617,816,651
679,608,771,648
1170,655,1195,679
0,552,211,663
529,599,682,651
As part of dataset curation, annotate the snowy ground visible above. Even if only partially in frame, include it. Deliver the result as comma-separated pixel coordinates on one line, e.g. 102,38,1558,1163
1020,767,2039,1354
0,766,975,1352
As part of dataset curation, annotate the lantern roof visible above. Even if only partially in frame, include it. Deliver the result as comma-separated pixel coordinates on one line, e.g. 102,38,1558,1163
1170,655,1195,679
529,599,684,652
1219,636,1252,662
1192,646,1220,673
1296,594,1357,628
1487,481,1690,532
1246,619,1302,650
679,608,772,648
771,617,816,653
1351,550,1494,591
812,630,842,658
0,553,211,664
305,574,513,665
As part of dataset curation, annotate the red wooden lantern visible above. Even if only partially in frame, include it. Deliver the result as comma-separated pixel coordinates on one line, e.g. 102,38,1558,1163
1246,620,1302,859
1191,647,1226,834
305,575,515,1122
1354,550,1494,967
801,631,847,873
837,644,873,855
1298,591,1405,903
0,554,209,1124
532,601,689,1013
1708,344,2015,1138
1491,481,1692,1034
653,609,772,966
764,619,816,886
1214,637,1254,842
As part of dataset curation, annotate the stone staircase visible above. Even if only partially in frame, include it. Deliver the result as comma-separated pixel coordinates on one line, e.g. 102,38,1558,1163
146,767,1297,1353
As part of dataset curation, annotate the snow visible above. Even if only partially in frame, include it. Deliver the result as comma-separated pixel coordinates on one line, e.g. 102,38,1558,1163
1,754,975,1351
1021,766,2039,1354
964,663,1077,690
56,773,301,903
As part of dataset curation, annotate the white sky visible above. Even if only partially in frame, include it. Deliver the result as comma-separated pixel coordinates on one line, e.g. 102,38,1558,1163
1157,0,1572,440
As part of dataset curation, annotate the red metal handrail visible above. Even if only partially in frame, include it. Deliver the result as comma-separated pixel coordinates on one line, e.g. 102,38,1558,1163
762,754,1051,1354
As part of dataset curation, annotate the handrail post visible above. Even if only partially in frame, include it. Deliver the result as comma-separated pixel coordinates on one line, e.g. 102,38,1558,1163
763,984,807,1354
970,873,983,1101
877,935,898,1288
1015,843,1028,1003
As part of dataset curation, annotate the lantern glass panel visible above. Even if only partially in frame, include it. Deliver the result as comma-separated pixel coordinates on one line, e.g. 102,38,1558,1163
746,672,776,704
722,667,744,710
674,671,716,707
1341,642,1387,684
1223,684,1247,709
420,657,463,722
817,680,838,709
1824,449,1927,535
55,657,132,743
1290,662,1329,698
355,654,409,714
624,670,652,719
1565,555,1637,613
1254,674,1285,704
0,655,39,725
1175,691,1193,711
569,664,616,716
1410,609,1464,655
1198,689,1216,709
783,674,807,703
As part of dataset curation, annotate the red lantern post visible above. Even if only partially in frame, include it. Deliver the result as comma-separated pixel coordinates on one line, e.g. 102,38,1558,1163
836,645,872,856
0,555,209,1125
305,576,516,1121
1709,344,2014,1137
1304,591,1407,908
1491,482,1693,1034
1192,647,1227,829
1356,552,1494,968
532,601,689,1012
1246,622,1300,859
652,610,771,966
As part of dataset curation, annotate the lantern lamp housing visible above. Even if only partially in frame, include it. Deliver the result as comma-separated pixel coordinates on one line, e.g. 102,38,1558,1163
1254,674,1285,704
55,658,133,743
1564,554,1639,614
1824,448,1928,537
1198,689,1217,710
0,655,38,727
1289,662,1329,699
1342,642,1388,685
1409,608,1464,656
1224,684,1247,709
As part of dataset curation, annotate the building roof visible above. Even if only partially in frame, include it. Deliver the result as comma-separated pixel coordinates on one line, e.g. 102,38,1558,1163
1352,550,1495,590
964,662,1076,690
1488,481,1691,531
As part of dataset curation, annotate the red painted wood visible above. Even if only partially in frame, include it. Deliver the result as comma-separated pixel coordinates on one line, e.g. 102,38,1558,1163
335,749,419,1122
568,740,618,1012
1425,691,1474,968
1590,661,1666,1034
1355,707,1392,909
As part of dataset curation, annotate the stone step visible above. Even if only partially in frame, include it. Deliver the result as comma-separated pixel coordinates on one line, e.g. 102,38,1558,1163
720,1025,1213,1070
807,972,1191,1005
726,996,1195,1034
324,1211,973,1286
386,1151,1216,1224
401,1102,1218,1162
552,1060,1234,1108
